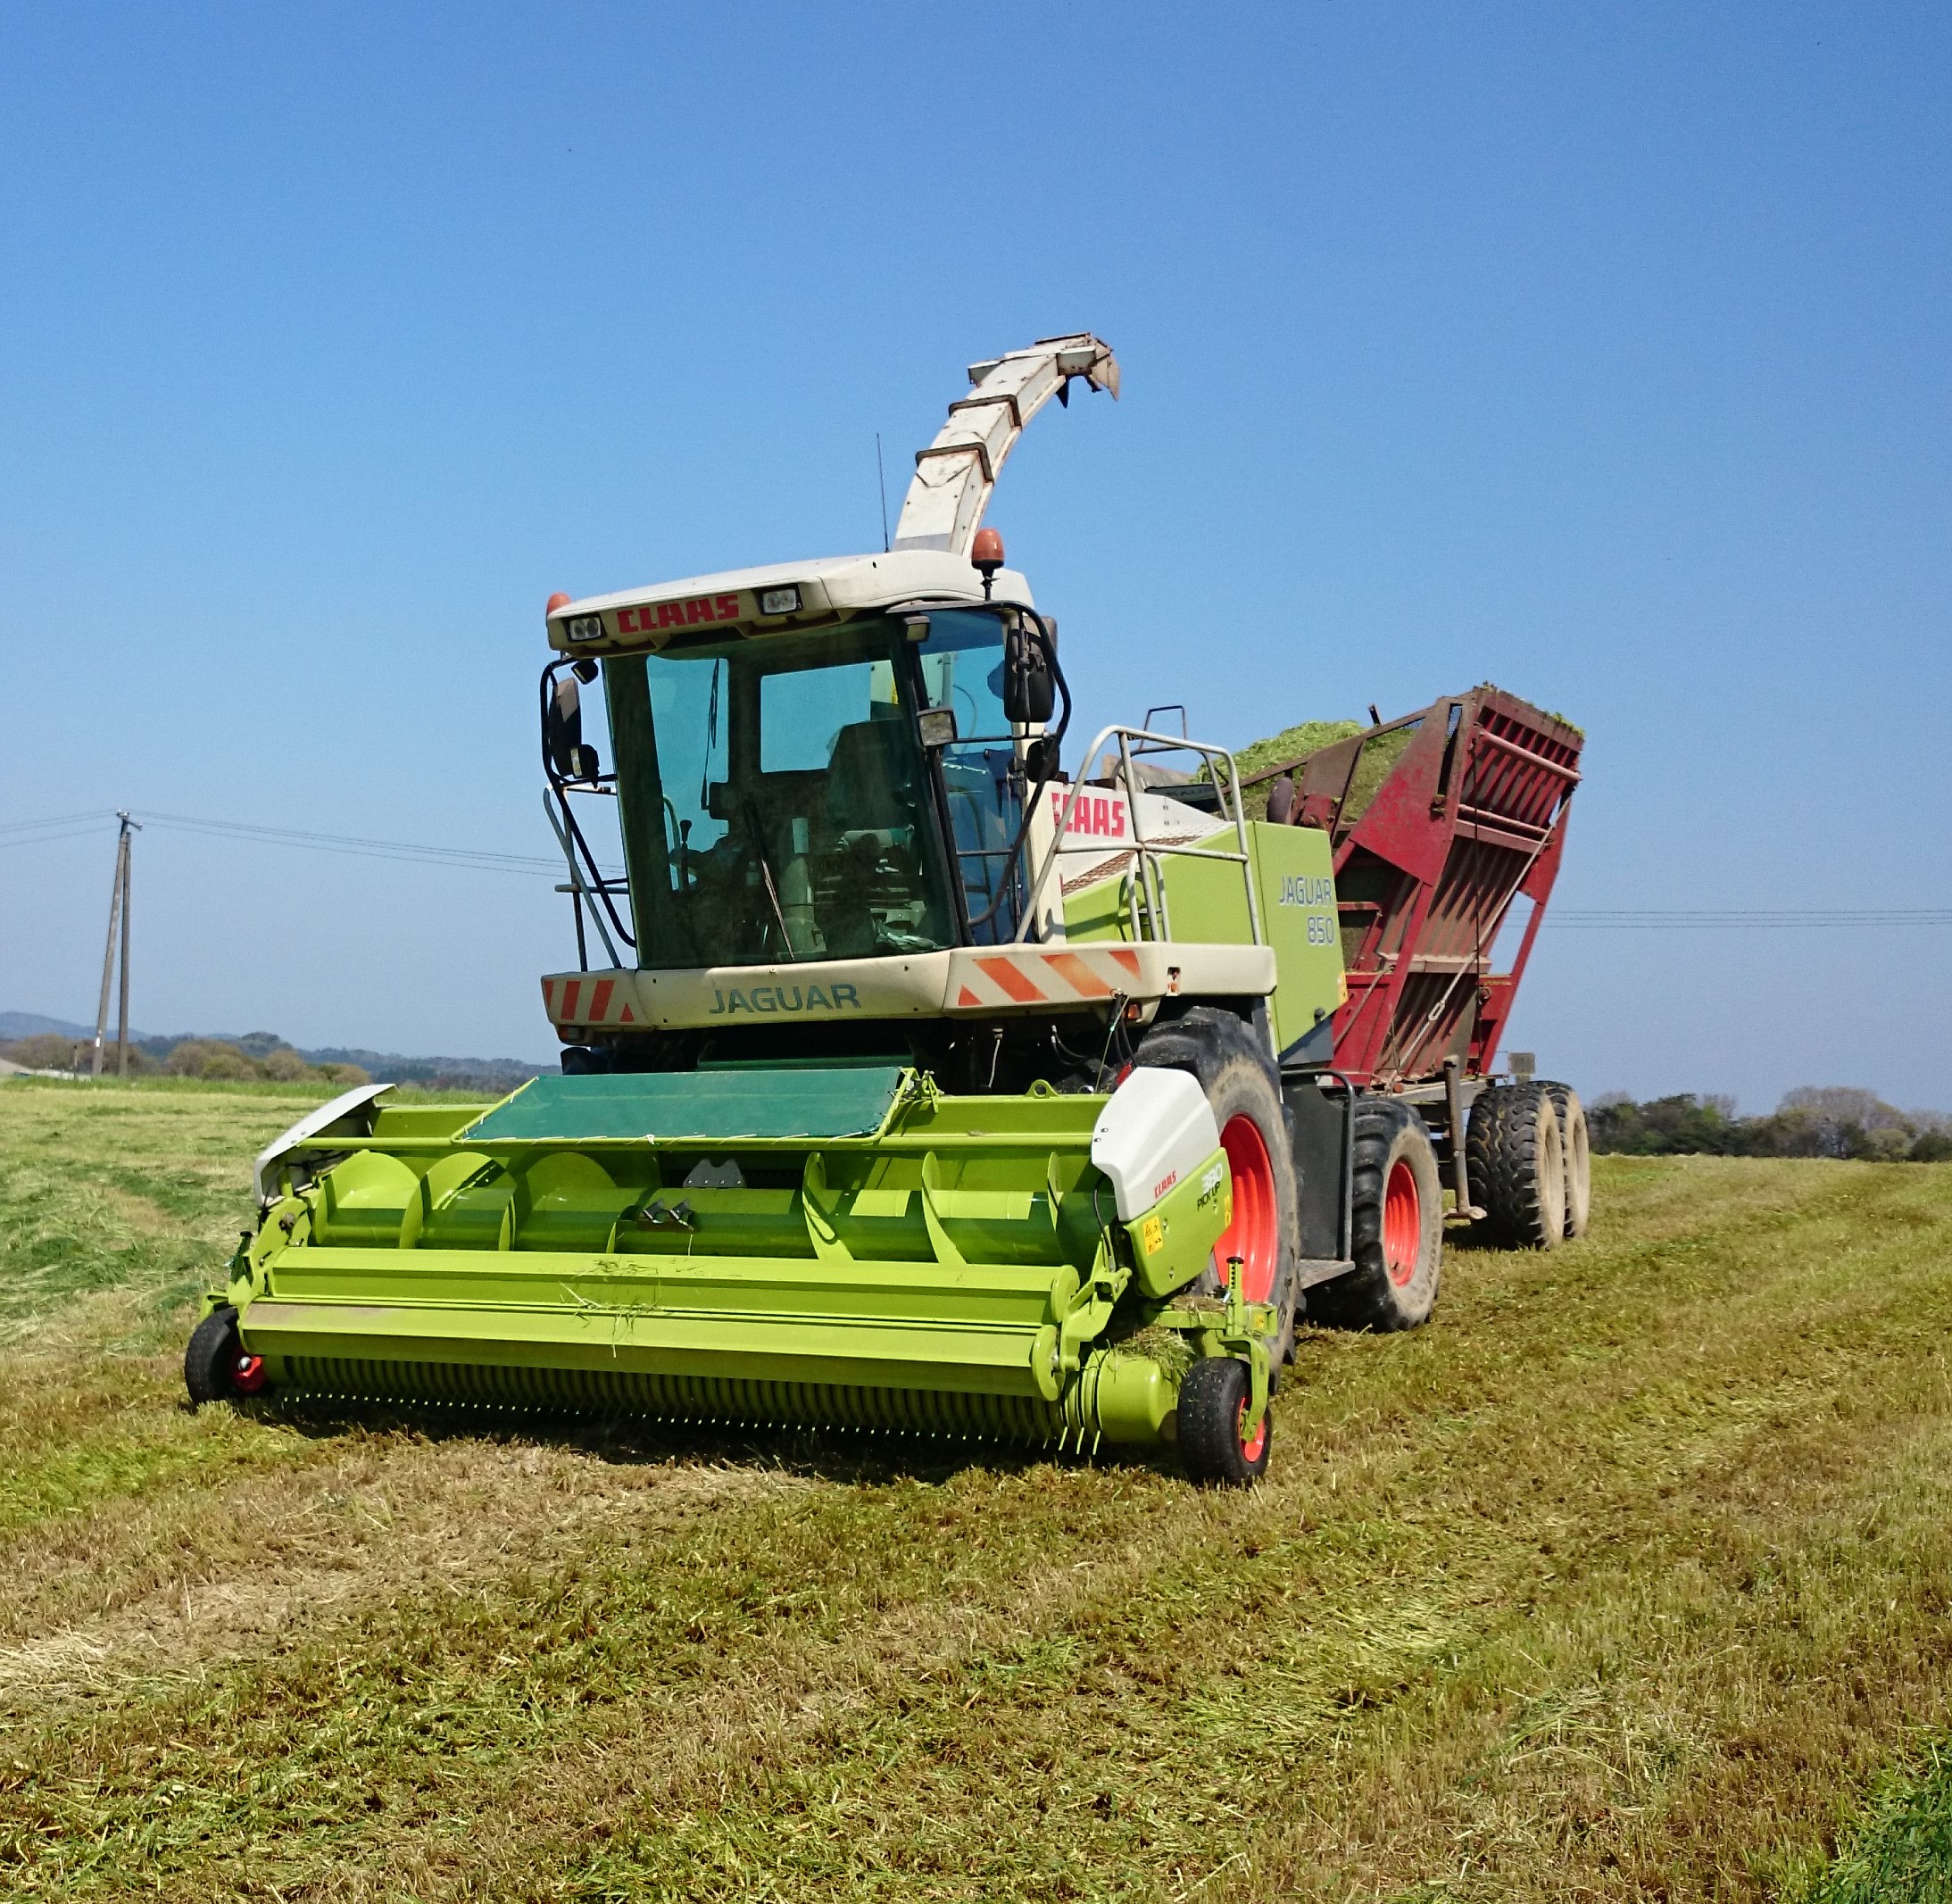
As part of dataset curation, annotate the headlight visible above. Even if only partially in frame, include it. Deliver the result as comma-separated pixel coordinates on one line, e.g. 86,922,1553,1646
758,586,802,616
563,613,606,644
918,707,958,749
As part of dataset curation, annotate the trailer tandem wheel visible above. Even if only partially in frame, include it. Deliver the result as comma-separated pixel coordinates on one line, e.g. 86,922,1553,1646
1466,1083,1567,1250
1308,1099,1443,1331
1543,1083,1591,1239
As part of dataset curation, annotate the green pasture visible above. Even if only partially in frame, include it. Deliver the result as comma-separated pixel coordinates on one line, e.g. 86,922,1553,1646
1,1077,1948,1900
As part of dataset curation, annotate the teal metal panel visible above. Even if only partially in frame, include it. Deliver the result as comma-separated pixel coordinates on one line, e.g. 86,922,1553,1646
457,1067,908,1143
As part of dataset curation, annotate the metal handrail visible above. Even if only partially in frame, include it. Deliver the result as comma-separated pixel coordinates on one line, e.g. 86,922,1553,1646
1013,725,1261,948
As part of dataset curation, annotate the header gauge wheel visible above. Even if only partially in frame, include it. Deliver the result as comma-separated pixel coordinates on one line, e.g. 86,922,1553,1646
1177,1356,1272,1485
185,1306,247,1407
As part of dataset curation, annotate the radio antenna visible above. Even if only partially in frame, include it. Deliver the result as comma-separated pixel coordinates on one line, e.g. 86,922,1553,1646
876,433,890,553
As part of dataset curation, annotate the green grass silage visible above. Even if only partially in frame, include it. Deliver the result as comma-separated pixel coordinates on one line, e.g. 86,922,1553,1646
1,1081,1950,1900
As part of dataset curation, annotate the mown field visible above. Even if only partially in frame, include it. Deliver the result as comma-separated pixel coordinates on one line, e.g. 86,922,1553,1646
1,1077,1949,1901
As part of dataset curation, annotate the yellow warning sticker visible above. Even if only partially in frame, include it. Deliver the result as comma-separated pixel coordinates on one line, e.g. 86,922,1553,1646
1141,1215,1165,1255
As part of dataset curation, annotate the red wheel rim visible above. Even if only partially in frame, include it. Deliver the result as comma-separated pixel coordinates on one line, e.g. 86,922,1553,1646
1215,1114,1277,1303
1383,1159,1421,1287
1235,1395,1267,1463
233,1353,267,1395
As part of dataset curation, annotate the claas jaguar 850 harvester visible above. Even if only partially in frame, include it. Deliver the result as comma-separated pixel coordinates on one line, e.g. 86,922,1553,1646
187,336,1588,1484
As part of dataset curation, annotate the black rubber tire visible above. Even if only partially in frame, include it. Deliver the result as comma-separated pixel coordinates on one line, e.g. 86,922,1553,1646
1133,1007,1300,1366
185,1306,243,1406
1542,1082,1591,1239
1466,1083,1566,1249
1308,1098,1443,1330
1175,1355,1272,1485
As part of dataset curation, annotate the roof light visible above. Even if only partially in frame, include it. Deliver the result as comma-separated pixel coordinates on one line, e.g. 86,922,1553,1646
565,613,605,644
546,592,571,617
971,527,1004,578
759,585,802,616
971,527,1004,598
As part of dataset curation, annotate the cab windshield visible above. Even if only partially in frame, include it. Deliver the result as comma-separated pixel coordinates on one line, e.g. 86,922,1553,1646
604,611,1025,969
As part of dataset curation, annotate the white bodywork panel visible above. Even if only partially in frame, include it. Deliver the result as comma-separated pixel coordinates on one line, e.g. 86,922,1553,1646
541,941,1275,1035
547,550,1034,653
1046,786,1218,875
893,334,1121,556
1090,1068,1224,1223
253,1083,395,1205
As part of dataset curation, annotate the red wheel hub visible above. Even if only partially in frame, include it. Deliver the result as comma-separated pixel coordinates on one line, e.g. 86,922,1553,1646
1215,1114,1277,1303
1383,1159,1421,1287
233,1353,267,1395
1235,1396,1267,1463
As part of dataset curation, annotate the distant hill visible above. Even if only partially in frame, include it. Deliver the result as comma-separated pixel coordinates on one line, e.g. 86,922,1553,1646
1,1012,552,1093
0,1011,130,1042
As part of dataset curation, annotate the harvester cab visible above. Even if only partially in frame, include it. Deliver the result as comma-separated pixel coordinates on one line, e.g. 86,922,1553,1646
188,334,1590,1486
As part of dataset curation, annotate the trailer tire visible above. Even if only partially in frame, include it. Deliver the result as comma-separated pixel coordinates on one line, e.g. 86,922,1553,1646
1176,1356,1272,1485
185,1306,244,1406
1543,1083,1591,1239
1308,1099,1443,1330
1466,1084,1566,1249
1134,1009,1300,1366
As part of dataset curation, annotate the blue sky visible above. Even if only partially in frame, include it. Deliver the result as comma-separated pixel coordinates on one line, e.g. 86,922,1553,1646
3,2,1948,1105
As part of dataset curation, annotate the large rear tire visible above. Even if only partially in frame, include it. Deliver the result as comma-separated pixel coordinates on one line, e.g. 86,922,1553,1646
1543,1082,1591,1239
1176,1355,1272,1486
1134,1008,1300,1365
1308,1098,1443,1330
1466,1083,1566,1249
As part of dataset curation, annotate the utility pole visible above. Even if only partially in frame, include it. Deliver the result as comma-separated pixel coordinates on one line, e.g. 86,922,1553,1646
90,812,139,1078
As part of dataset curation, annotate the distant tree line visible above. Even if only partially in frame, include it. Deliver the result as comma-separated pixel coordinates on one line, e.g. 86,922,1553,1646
3,1032,370,1086
1591,1087,1952,1163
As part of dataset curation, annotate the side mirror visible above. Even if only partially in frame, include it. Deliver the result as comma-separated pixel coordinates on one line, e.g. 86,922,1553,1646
546,676,584,777
1002,620,1055,726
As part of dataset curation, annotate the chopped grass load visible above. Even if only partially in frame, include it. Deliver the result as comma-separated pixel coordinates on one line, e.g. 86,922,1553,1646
1,1079,1949,1899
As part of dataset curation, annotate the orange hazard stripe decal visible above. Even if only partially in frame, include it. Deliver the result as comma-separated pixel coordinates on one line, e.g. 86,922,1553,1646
560,978,582,1021
1108,947,1142,980
589,978,614,1022
974,956,1047,1003
955,985,982,1008
541,977,558,1014
1042,952,1114,999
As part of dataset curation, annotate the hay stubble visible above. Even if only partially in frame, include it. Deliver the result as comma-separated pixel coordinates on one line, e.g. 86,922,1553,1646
1,1083,1948,1899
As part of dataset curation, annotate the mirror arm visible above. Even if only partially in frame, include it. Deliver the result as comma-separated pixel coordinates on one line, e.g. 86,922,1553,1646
539,660,636,954
964,611,1071,934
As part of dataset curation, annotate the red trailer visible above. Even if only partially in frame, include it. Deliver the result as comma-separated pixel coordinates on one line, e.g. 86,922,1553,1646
1244,686,1587,1255
1248,685,1582,1089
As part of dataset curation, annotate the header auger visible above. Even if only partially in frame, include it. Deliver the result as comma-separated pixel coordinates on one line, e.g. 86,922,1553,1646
188,336,1588,1484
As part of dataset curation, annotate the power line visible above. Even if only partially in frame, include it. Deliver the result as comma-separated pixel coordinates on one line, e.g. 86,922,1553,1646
1549,910,1952,929
0,808,611,877
0,822,119,852
0,810,115,836
140,811,576,877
